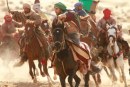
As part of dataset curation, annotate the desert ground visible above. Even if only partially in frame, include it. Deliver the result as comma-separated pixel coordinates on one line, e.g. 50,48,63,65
0,0,130,87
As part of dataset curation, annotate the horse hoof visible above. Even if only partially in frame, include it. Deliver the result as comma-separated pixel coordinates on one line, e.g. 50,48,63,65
96,85,99,87
48,83,53,87
113,76,117,82
41,72,46,77
33,77,37,83
125,85,127,87
36,68,39,76
120,77,123,83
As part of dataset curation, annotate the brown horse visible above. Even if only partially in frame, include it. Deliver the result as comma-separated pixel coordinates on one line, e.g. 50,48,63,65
80,16,99,48
79,16,103,87
12,11,53,84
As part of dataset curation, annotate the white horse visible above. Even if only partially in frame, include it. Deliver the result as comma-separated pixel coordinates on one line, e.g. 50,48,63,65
106,25,127,87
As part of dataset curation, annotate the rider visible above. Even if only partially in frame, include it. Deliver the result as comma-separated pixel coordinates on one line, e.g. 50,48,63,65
33,0,51,38
14,3,49,65
73,2,92,36
97,8,126,41
52,2,92,75
97,8,116,34
53,2,81,45
73,2,87,17
33,0,47,20
1,13,23,43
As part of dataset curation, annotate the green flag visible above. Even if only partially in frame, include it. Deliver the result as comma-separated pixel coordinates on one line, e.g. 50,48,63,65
79,0,93,12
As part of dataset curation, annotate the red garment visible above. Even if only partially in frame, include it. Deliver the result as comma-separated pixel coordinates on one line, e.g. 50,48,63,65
41,58,47,65
64,11,81,30
103,8,111,20
4,14,12,24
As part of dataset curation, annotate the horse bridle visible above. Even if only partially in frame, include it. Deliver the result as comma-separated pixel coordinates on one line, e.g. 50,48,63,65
53,28,66,52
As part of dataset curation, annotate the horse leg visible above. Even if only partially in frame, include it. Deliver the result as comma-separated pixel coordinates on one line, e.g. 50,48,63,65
68,75,74,87
28,60,35,82
43,59,54,86
73,74,81,87
84,71,90,87
53,66,57,80
32,61,38,83
116,56,127,87
103,66,112,79
108,66,117,82
127,51,130,75
92,74,99,87
68,69,77,87
38,60,45,77
59,75,66,87
97,73,101,84
115,66,123,83
120,66,127,87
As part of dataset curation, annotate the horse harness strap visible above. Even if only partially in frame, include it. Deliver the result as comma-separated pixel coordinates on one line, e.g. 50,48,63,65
61,61,67,76
109,42,123,58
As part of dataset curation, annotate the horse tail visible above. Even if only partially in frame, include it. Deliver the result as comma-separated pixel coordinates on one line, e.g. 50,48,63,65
13,55,28,67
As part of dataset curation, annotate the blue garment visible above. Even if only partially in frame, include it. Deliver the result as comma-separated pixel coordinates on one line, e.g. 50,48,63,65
74,9,87,16
74,2,83,8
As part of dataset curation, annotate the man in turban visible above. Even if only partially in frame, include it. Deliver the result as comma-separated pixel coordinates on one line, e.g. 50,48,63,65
33,0,51,36
54,2,81,45
1,13,23,43
73,2,87,17
97,8,116,33
13,3,50,66
33,0,47,20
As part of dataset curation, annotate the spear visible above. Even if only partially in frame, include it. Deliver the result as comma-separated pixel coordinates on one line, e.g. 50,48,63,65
6,0,11,13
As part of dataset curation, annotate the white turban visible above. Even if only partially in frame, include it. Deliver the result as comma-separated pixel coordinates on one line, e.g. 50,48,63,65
33,3,40,12
23,3,31,9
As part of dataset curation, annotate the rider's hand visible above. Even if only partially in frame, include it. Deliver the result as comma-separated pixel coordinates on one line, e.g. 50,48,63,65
101,29,105,33
58,14,66,20
26,20,34,25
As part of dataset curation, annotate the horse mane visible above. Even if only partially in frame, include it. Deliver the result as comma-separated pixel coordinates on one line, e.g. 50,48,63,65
52,18,64,31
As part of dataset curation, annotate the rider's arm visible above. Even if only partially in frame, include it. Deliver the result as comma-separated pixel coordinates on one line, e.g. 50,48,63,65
58,11,81,31
111,17,116,26
26,13,41,26
1,24,11,36
97,19,103,32
13,21,23,28
33,13,41,25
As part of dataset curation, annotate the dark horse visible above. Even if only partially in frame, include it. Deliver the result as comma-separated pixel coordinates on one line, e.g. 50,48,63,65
52,19,90,87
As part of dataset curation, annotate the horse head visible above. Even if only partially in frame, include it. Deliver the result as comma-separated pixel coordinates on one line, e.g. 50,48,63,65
107,24,117,47
41,20,50,35
106,24,120,57
52,18,65,52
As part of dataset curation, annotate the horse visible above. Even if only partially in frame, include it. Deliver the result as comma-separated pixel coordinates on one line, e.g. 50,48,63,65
79,16,102,87
12,11,53,85
80,16,98,48
52,18,90,87
106,25,127,87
